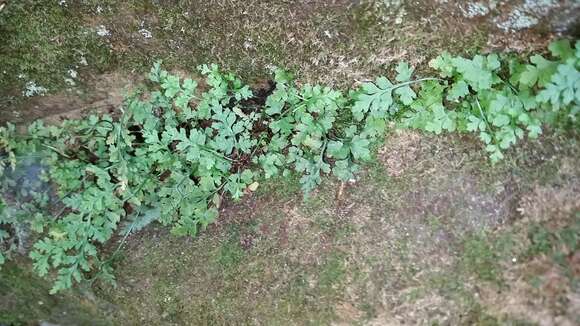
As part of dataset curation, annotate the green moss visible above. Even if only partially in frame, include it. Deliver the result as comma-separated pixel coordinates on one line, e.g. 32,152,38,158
0,263,52,324
0,1,112,98
363,158,392,186
256,173,301,199
153,280,185,323
526,216,580,278
216,240,245,270
0,262,108,325
318,253,347,291
461,233,501,283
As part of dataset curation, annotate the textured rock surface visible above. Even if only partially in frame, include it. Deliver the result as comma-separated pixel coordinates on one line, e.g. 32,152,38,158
452,0,580,34
379,0,579,34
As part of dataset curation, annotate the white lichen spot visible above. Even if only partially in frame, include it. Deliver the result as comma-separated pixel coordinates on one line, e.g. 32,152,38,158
139,28,153,39
395,15,403,25
138,20,153,39
523,0,558,16
23,81,48,97
79,56,88,66
495,0,560,32
96,5,103,14
243,39,254,50
381,0,403,8
96,25,111,37
65,68,78,85
67,69,78,79
265,64,278,72
495,9,539,32
462,2,490,18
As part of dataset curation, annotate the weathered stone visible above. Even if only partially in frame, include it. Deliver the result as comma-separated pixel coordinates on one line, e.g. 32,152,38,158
408,0,579,34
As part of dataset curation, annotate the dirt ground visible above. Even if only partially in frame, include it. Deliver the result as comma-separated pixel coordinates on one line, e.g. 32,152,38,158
0,1,579,325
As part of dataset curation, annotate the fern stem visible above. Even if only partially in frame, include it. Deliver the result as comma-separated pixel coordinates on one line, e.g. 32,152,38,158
392,78,443,90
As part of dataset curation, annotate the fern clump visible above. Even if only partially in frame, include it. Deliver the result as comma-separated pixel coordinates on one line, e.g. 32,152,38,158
401,39,579,162
0,40,578,293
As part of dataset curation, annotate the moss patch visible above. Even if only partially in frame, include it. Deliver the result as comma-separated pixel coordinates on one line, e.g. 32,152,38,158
0,1,112,103
1,0,504,124
0,261,110,325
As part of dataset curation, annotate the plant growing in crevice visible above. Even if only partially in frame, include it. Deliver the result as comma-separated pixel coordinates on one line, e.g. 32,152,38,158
0,40,577,293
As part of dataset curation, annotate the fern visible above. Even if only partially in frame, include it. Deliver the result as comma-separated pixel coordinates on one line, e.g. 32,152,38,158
0,40,577,292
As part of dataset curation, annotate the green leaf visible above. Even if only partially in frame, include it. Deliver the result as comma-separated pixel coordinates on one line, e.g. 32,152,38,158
486,144,504,164
447,80,469,101
424,105,456,134
519,65,539,88
395,86,416,105
529,55,558,87
149,61,164,82
363,117,387,138
527,124,542,138
430,52,455,77
161,75,181,98
466,115,482,132
121,208,160,235
549,40,574,61
352,77,394,121
395,62,414,82
259,153,284,178
537,63,580,109
350,136,370,161
265,93,286,115
332,160,357,181
492,114,510,127
235,85,253,101
198,208,218,228
452,55,495,91
486,54,501,71
326,141,349,160
274,69,294,84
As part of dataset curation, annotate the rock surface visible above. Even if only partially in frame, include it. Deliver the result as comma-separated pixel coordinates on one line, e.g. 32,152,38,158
454,0,579,34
